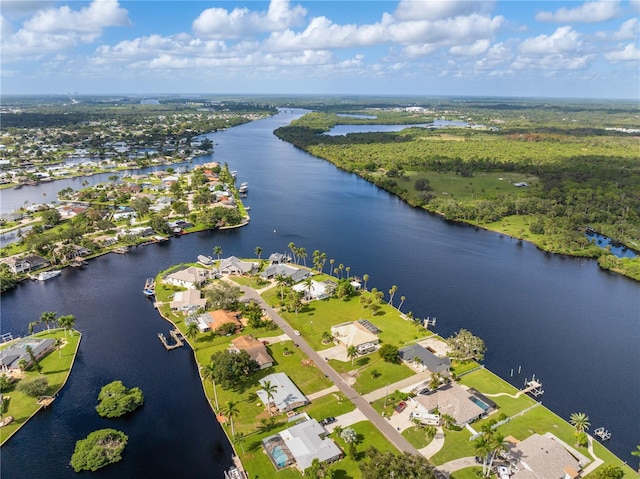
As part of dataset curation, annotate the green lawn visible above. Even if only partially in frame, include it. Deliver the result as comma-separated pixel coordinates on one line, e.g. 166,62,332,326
0,329,81,445
450,466,484,479
402,426,435,449
331,354,415,395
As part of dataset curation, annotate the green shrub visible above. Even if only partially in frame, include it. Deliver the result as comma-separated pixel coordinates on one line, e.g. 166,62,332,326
95,381,144,418
16,377,49,397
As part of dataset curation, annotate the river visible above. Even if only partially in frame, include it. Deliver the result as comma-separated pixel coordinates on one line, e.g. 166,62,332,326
1,110,638,477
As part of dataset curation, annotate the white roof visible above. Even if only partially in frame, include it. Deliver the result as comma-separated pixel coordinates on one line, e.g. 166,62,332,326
331,321,379,348
277,419,342,471
257,372,307,411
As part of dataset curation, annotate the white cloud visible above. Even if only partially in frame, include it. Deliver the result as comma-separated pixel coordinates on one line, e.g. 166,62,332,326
24,0,130,33
597,17,640,40
605,43,640,61
519,27,583,56
536,0,621,23
0,15,13,39
2,0,130,62
449,39,491,56
393,0,492,21
193,0,306,39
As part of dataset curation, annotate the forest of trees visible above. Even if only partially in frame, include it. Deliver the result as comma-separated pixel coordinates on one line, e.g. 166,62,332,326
275,103,640,280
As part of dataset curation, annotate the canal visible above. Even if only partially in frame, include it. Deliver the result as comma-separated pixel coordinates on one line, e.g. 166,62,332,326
1,110,638,477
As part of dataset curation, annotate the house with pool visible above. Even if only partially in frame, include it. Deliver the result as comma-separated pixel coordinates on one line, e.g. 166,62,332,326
411,383,496,427
262,416,342,472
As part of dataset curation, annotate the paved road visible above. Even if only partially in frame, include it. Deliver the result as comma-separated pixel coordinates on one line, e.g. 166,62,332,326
238,285,421,456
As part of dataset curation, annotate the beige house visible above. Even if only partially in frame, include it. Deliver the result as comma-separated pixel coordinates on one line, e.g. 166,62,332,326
169,289,207,311
412,383,494,426
331,320,379,350
230,335,273,369
509,434,582,479
207,310,242,332
163,266,212,289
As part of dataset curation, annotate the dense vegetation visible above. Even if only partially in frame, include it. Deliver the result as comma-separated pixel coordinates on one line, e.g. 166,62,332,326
95,381,144,418
69,428,128,472
274,102,640,280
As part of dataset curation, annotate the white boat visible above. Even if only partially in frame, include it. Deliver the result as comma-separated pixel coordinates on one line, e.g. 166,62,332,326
35,270,62,281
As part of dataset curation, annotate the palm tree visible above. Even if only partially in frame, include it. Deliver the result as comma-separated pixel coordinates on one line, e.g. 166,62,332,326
569,412,590,433
347,345,358,367
39,311,58,331
362,274,369,291
338,264,344,279
345,266,350,278
288,242,297,263
297,247,307,267
303,277,313,301
440,413,456,430
262,380,278,416
474,434,493,477
222,400,239,438
213,245,222,261
185,322,199,342
388,285,397,306
329,259,335,276
486,432,509,474
275,274,288,301
57,314,76,336
398,295,406,311
201,362,219,410
54,337,63,358
254,246,262,259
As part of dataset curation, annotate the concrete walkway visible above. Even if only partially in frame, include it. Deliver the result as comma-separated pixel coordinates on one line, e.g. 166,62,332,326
581,435,604,475
325,409,368,433
418,427,446,459
437,457,478,476
363,370,433,402
306,385,338,401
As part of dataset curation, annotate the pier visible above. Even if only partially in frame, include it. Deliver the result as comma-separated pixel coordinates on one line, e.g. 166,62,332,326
158,329,184,350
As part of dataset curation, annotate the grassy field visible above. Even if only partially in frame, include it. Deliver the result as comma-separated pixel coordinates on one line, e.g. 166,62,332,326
0,329,81,445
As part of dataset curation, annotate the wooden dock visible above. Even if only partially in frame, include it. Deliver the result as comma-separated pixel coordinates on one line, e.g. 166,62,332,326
158,329,184,350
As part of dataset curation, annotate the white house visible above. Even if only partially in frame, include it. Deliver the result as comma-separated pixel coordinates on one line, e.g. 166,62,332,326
257,372,308,413
164,266,212,289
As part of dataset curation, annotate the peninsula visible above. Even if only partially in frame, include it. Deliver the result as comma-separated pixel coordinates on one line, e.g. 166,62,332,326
151,251,635,478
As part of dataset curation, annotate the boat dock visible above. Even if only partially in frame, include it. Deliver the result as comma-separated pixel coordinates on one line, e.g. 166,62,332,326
594,427,611,440
158,329,184,350
522,379,544,397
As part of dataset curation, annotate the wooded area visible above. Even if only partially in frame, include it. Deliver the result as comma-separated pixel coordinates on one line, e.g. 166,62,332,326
275,101,640,280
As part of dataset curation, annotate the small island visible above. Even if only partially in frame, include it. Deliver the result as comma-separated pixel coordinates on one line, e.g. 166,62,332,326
70,428,128,472
95,380,144,418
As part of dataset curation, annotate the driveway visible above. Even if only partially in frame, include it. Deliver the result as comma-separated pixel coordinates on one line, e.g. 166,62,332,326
319,344,348,362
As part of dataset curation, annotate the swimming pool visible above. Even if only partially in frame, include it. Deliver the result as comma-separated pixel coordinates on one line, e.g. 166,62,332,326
271,445,289,468
470,396,491,411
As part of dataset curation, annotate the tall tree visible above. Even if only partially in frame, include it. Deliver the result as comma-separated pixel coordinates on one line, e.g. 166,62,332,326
362,274,369,291
254,246,262,259
213,245,223,261
57,314,76,336
185,322,199,342
261,380,278,417
388,285,397,306
288,242,297,264
201,362,219,410
347,345,358,367
39,311,58,331
569,412,590,434
398,295,406,311
329,259,335,277
447,329,486,361
222,400,239,438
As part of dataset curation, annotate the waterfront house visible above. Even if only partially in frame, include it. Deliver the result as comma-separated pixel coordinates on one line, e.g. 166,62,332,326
260,263,311,283
262,417,342,472
169,289,207,312
0,338,55,371
411,383,495,427
23,254,50,271
291,280,333,301
164,266,213,289
207,310,242,333
185,313,214,333
398,343,451,374
508,434,583,479
257,372,309,413
268,252,287,264
1,256,31,274
230,335,273,369
331,320,380,352
218,256,257,275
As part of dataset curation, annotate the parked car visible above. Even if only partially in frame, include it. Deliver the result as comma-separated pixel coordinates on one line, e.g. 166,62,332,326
320,417,337,426
394,401,407,413
293,330,301,336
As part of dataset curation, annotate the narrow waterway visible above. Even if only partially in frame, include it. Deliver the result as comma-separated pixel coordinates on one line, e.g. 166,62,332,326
1,110,638,477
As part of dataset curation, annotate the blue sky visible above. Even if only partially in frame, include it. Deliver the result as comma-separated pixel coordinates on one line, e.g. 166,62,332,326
1,0,639,98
